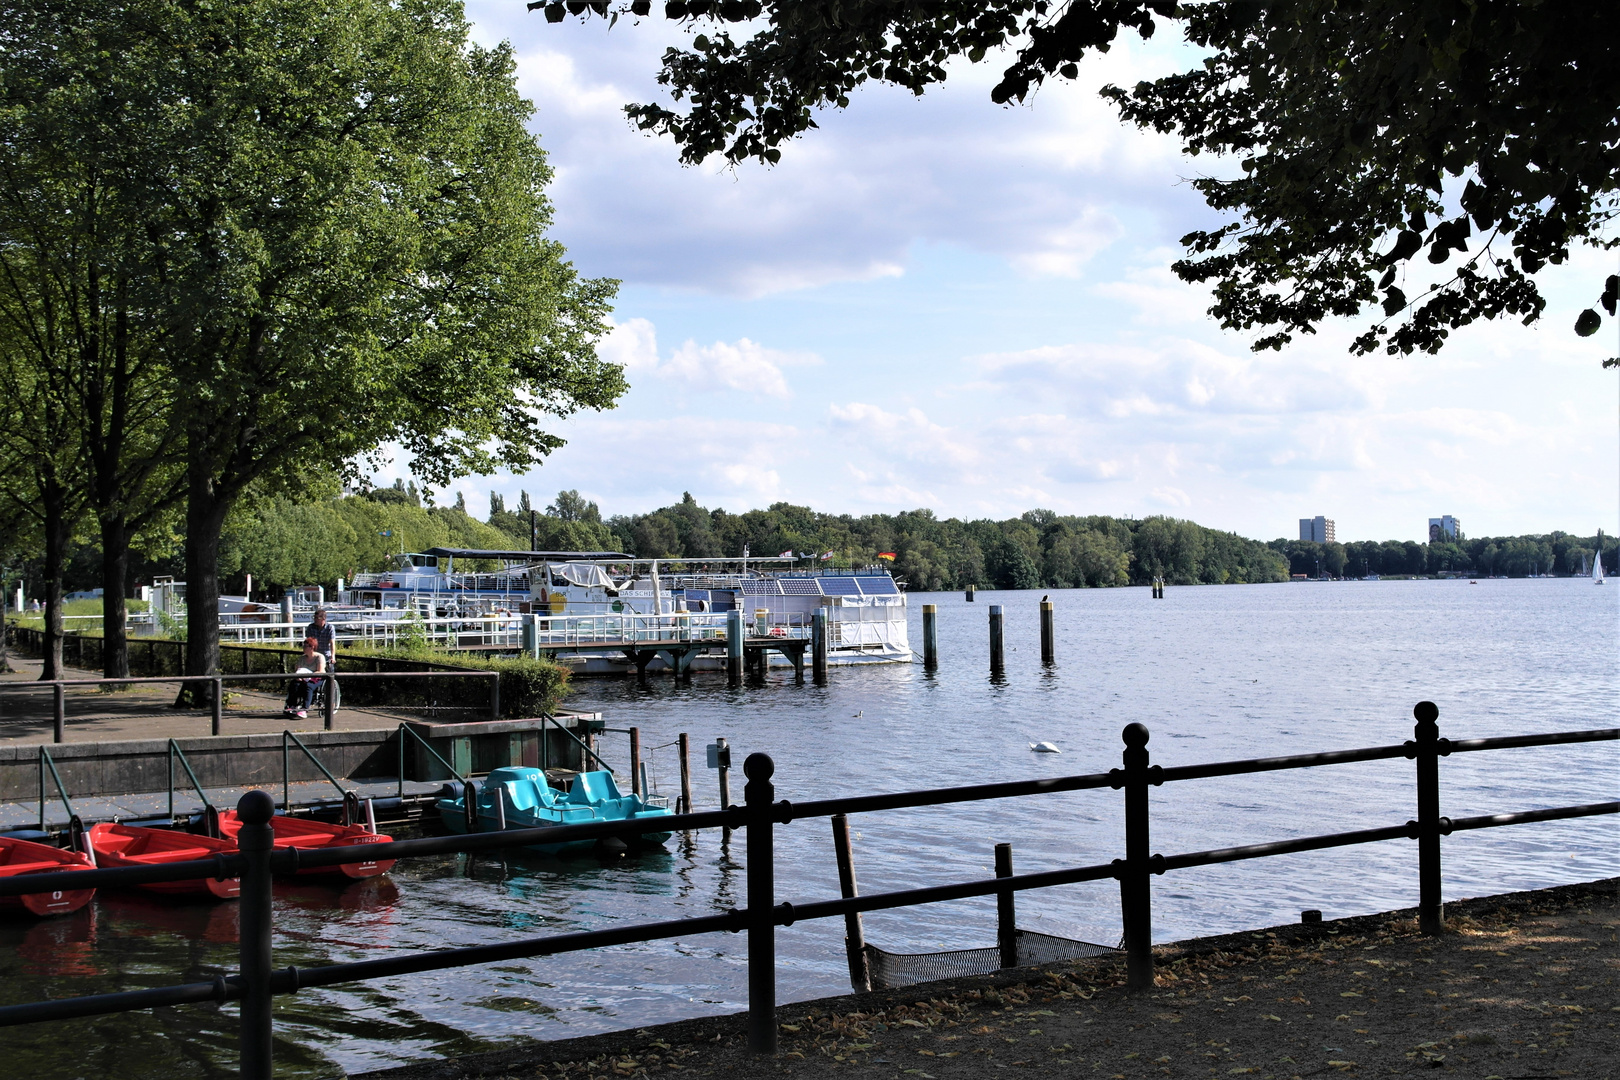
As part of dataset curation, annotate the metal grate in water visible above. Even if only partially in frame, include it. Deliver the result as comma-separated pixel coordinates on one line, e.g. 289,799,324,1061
862,930,1118,990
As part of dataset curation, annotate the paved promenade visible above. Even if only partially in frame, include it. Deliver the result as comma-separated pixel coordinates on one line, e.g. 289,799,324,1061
355,879,1617,1080
0,655,430,744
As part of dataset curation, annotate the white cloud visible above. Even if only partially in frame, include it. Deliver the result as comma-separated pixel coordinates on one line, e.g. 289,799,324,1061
600,317,819,399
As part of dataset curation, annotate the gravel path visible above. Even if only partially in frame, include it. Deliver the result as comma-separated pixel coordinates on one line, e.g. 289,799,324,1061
353,878,1617,1080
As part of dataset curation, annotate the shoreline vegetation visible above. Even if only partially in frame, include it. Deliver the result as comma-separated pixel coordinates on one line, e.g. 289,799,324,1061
12,488,1616,607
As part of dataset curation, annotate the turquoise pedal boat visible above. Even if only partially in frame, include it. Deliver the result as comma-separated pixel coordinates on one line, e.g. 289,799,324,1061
437,767,674,854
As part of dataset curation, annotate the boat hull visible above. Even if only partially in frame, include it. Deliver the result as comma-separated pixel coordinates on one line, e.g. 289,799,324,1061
217,812,395,879
87,824,241,899
0,837,96,917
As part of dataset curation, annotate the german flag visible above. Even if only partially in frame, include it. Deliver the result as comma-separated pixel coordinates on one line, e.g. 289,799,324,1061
878,552,896,561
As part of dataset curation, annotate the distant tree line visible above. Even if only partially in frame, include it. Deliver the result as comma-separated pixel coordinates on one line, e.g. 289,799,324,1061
1272,533,1616,580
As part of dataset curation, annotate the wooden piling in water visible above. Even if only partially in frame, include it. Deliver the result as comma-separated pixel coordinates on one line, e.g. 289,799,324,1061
832,813,872,992
678,732,693,816
1039,600,1055,665
988,604,1005,670
812,607,828,681
726,610,743,679
966,584,976,602
921,604,938,669
996,842,1017,968
630,726,642,796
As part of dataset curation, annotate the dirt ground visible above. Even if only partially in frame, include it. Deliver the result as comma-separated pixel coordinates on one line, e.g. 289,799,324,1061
353,878,1618,1080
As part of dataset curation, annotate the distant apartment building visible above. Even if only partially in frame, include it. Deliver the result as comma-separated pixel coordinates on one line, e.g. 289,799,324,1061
1428,516,1462,543
1299,516,1336,544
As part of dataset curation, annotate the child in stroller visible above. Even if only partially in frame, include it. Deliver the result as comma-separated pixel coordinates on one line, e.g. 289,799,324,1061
285,636,328,719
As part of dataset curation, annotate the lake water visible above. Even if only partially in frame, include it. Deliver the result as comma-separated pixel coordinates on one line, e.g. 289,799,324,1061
1,578,1614,1077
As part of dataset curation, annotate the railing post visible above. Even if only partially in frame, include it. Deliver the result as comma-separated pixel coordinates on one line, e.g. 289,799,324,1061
323,673,335,731
831,813,871,992
53,682,64,743
236,788,276,1080
1118,722,1155,989
1412,700,1446,935
995,842,1017,968
489,671,500,721
212,677,223,736
744,752,777,1055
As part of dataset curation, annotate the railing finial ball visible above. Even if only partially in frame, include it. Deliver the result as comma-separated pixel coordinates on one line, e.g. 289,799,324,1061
237,788,275,825
1413,701,1439,724
744,752,775,781
1122,722,1150,748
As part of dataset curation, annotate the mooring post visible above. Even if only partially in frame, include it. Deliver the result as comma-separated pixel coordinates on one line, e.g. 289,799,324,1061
995,842,1017,969
716,736,733,841
1412,700,1446,935
1039,600,1055,665
323,673,336,731
629,726,642,796
212,677,224,736
744,753,778,1055
966,584,975,602
831,813,871,992
921,604,938,670
988,604,1005,671
811,607,828,682
1118,722,1155,989
236,788,276,1080
727,609,744,680
678,732,693,816
52,682,64,744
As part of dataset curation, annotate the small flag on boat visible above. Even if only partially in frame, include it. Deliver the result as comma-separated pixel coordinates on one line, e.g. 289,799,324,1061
820,551,835,560
878,551,896,561
779,550,794,558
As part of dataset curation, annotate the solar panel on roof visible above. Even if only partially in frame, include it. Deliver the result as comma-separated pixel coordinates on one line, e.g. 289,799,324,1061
741,581,784,595
820,577,861,595
855,576,900,595
778,579,825,595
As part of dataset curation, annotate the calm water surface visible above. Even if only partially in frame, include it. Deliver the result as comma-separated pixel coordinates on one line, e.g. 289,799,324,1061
2,579,1614,1077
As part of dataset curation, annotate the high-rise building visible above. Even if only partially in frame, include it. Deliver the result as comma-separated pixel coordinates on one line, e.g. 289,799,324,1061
1299,516,1336,544
1428,516,1461,542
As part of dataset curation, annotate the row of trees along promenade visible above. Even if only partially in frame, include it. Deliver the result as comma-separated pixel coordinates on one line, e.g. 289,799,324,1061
0,0,625,685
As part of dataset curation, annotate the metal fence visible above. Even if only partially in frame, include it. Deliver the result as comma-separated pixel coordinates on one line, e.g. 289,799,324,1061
0,670,500,741
0,702,1612,1078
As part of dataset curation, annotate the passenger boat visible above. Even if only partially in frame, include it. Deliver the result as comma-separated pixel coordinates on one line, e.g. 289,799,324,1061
86,823,241,899
0,836,95,916
216,812,395,879
437,767,674,854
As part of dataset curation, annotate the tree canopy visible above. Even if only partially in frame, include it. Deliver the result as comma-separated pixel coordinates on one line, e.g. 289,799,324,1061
545,0,1620,363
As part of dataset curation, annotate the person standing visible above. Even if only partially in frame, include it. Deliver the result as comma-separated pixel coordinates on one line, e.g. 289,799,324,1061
304,607,336,668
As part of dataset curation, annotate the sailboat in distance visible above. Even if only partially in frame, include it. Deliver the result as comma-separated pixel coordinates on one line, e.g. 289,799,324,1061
1596,531,1606,584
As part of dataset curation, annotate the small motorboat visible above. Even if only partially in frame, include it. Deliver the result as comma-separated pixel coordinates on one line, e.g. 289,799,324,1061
87,823,241,899
438,768,674,855
0,835,95,917
216,810,395,880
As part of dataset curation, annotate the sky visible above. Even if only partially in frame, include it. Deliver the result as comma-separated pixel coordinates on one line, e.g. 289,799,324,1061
402,4,1620,545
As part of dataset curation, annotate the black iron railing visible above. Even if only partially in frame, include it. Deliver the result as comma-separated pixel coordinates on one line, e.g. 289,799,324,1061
0,702,1612,1078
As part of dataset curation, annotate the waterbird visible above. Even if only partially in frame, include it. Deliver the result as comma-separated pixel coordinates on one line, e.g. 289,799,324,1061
1029,742,1061,754
853,710,862,717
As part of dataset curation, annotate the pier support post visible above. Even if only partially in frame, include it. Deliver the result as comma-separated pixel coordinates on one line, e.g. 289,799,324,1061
1039,601,1055,665
995,842,1017,969
726,609,743,680
1118,723,1155,990
921,605,938,670
988,604,1005,672
678,733,693,817
744,753,777,1055
237,789,276,1080
1412,701,1446,935
52,683,64,744
812,608,828,682
832,813,871,992
630,726,642,796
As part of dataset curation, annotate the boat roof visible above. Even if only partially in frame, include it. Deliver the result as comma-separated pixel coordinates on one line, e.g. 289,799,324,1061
423,547,632,561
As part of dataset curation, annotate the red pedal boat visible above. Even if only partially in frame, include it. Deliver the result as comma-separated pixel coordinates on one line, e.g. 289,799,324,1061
87,823,241,899
0,836,96,916
217,811,395,879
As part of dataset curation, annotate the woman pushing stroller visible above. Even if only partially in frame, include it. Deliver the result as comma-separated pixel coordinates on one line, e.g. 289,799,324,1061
284,636,327,719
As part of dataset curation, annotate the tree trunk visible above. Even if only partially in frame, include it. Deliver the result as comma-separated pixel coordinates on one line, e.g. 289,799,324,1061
100,516,131,678
182,459,229,682
39,483,68,681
